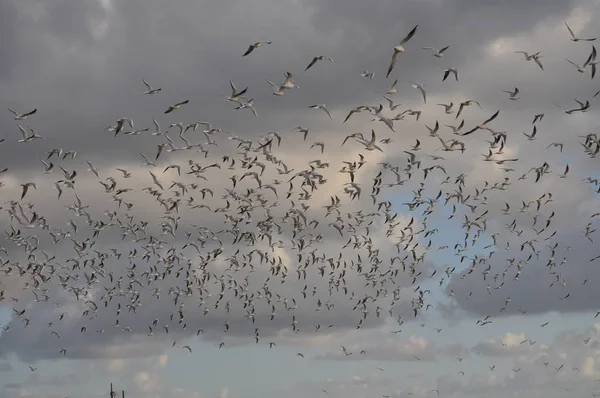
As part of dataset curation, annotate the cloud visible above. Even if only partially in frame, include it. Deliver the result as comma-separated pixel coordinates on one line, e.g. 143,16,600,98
0,0,600,397
315,329,436,362
471,332,546,357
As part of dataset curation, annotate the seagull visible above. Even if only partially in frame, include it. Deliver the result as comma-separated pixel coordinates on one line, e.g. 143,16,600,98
456,100,481,119
293,126,310,141
164,100,189,114
234,98,258,118
565,21,597,42
438,103,454,114
422,46,449,57
305,56,333,71
242,41,272,56
358,130,383,152
565,57,593,73
280,72,299,89
40,159,54,174
225,81,248,102
442,68,459,81
142,79,162,94
7,108,37,120
360,70,375,80
86,161,100,178
461,110,500,135
309,104,332,119
502,87,520,100
410,81,427,103
386,79,399,95
267,80,285,96
523,125,538,140
383,96,402,111
386,25,418,78
344,106,371,123
20,182,36,200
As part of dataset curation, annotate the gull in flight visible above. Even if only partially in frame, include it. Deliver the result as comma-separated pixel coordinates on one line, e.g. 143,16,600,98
305,56,333,71
443,68,459,81
410,81,427,103
383,96,402,111
565,21,597,42
456,99,481,118
242,41,272,56
438,103,454,114
565,48,596,74
17,125,44,142
461,110,500,136
152,118,163,135
142,79,162,94
421,45,449,57
532,113,544,124
360,70,375,79
344,105,371,123
386,79,399,95
357,130,383,152
387,24,418,78
309,104,332,119
164,100,189,114
234,98,258,118
7,108,37,120
293,126,310,141
502,87,520,100
20,182,36,200
280,72,299,90
225,81,248,102
267,80,285,96
515,51,544,70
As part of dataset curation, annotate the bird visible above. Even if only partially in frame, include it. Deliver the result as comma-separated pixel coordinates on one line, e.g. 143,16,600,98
443,68,459,81
242,41,272,56
410,81,427,103
386,79,399,95
502,87,520,100
7,108,37,120
20,182,36,200
386,25,418,78
305,56,334,71
421,46,449,57
164,100,189,114
225,81,248,102
309,104,332,119
565,21,597,42
142,79,162,94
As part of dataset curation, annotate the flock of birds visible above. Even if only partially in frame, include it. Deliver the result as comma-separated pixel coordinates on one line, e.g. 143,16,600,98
1,19,600,397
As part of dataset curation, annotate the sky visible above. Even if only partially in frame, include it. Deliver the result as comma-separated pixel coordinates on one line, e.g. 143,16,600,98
1,0,600,397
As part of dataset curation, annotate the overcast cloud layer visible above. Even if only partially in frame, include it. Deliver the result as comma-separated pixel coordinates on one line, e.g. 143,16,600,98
1,0,600,397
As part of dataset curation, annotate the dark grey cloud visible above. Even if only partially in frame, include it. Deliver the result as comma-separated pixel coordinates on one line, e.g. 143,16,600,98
0,0,599,382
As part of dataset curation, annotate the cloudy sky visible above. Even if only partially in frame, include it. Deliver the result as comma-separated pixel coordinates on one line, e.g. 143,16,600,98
1,0,600,397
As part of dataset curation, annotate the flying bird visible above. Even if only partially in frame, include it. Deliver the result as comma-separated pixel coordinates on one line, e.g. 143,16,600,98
242,41,273,56
386,25,418,78
7,108,37,120
164,100,189,114
305,56,334,71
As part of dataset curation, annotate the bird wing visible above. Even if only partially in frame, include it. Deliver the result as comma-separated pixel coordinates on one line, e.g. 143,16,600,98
305,57,318,71
242,45,255,56
386,51,398,78
565,22,576,39
483,110,500,125
400,25,418,45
